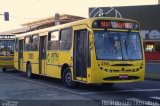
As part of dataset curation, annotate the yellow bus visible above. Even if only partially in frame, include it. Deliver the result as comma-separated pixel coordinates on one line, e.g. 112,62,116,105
14,17,145,88
0,35,15,72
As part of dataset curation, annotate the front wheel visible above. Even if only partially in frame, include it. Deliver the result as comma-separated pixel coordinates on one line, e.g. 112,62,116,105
26,63,33,78
2,68,6,72
62,68,77,88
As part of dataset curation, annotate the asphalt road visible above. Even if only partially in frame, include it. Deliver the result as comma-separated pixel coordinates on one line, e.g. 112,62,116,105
0,69,160,106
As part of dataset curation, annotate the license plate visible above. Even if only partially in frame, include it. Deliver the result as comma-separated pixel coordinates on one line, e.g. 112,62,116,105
119,74,128,79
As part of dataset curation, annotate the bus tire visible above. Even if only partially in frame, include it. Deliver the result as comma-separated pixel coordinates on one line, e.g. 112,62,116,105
2,68,6,72
102,83,115,88
26,63,33,78
62,68,77,88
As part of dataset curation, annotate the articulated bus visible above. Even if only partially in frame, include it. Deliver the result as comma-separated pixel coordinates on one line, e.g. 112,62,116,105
0,35,15,72
14,17,145,88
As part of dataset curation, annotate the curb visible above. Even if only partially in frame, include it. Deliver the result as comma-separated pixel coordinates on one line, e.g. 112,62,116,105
146,60,160,63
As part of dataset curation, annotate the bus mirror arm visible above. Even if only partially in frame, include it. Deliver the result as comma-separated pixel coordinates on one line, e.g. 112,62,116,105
87,27,93,34
87,27,94,50
90,41,94,50
89,37,94,50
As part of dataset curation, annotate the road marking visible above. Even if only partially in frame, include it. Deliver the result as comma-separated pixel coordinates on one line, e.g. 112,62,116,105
126,98,160,106
150,96,160,100
78,89,160,95
3,73,160,96
117,84,140,90
102,98,160,106
102,100,126,106
4,74,80,95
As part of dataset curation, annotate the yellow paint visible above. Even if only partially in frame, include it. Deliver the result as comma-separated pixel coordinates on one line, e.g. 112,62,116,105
14,17,145,84
40,59,46,75
0,38,15,69
24,51,39,74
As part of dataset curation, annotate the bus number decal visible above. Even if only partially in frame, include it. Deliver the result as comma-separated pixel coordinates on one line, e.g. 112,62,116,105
28,53,34,59
101,62,109,66
51,53,59,62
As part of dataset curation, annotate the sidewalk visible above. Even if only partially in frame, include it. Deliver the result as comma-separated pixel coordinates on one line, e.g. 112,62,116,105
145,61,160,80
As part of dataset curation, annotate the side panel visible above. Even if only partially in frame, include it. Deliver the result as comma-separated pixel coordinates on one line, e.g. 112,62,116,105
31,52,39,74
47,51,61,78
23,51,39,74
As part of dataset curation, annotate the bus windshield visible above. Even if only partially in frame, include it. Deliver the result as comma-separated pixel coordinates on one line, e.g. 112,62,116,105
94,31,142,60
0,40,14,56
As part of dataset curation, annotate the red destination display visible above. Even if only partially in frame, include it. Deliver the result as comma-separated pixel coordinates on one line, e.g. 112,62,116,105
92,20,139,30
111,22,133,29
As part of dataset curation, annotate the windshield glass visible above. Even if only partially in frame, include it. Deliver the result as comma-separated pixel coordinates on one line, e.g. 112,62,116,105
0,40,14,56
94,31,142,60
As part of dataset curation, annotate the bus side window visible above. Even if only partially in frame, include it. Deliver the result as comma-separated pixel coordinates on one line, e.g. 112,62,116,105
24,36,32,51
15,38,19,52
31,34,39,51
48,31,59,50
60,28,72,50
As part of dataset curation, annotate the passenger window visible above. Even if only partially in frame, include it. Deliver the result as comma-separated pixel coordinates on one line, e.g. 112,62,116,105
24,36,32,51
48,31,59,50
60,28,72,50
15,38,19,52
31,35,39,51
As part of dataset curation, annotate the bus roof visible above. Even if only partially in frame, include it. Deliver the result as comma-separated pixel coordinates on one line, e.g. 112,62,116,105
16,17,139,39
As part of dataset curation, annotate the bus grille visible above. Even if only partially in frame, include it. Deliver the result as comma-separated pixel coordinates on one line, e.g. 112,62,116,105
103,76,139,81
101,67,140,73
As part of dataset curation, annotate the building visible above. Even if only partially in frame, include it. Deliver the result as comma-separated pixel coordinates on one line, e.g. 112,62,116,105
89,5,160,61
0,14,85,35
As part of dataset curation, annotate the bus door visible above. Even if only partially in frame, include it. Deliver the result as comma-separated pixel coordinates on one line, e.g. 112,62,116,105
18,40,23,71
74,29,89,81
39,36,47,75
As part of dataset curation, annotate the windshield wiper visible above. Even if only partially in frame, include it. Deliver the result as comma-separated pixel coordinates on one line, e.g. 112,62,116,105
124,39,128,55
113,42,118,54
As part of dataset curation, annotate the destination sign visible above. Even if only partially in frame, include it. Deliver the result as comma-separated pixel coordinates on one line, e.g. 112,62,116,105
0,35,15,39
92,20,139,30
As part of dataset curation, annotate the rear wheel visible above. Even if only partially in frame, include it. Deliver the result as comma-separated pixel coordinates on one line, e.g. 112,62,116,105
2,68,6,72
26,63,33,78
62,68,77,88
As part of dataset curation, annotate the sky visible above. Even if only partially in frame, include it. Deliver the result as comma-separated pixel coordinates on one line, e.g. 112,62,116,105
0,0,158,32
